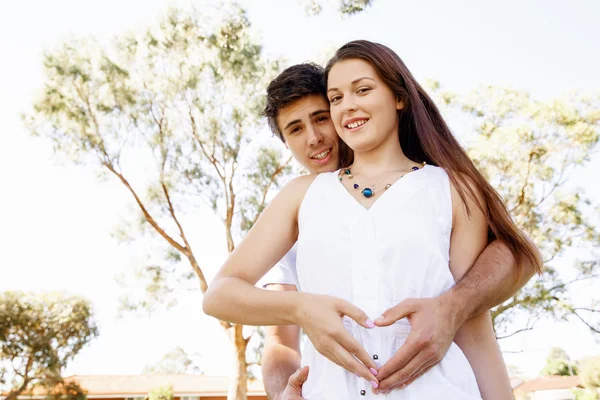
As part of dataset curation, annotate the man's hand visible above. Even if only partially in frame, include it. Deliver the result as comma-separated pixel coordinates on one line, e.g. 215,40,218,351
294,293,379,386
372,296,464,394
275,366,309,400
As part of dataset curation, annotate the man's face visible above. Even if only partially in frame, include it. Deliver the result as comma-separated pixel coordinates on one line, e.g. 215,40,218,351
277,94,340,174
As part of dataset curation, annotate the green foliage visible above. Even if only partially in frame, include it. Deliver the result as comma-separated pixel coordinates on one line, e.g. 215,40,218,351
45,381,88,400
143,347,202,374
541,347,578,376
542,360,579,376
506,364,525,378
431,83,600,338
301,0,374,16
574,387,600,400
246,326,266,379
0,292,98,398
581,356,600,389
148,385,173,400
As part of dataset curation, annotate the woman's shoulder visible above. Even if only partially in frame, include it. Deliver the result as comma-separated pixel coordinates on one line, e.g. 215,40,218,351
277,173,323,204
285,171,338,189
423,163,448,178
284,173,320,191
280,171,339,209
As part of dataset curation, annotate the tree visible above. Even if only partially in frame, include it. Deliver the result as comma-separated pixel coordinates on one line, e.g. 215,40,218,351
301,0,374,16
148,385,174,400
541,347,578,376
0,291,98,399
581,356,600,389
45,381,88,400
25,4,291,399
430,83,600,339
143,347,202,375
574,355,600,400
506,364,525,379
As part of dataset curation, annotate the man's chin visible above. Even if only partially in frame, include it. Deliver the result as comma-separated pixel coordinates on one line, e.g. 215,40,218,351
308,159,338,174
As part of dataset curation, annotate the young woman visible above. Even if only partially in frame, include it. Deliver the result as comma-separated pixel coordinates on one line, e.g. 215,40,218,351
203,40,541,399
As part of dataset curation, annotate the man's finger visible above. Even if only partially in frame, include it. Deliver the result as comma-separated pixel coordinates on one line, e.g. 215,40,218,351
289,365,309,387
376,335,422,380
378,360,435,394
374,298,417,327
400,360,435,388
334,329,378,372
375,349,430,392
337,299,376,330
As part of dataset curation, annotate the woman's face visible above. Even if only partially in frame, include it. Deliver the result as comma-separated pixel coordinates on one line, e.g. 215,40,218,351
327,58,403,154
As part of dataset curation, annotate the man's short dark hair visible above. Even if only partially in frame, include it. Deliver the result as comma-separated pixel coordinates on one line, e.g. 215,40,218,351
263,63,327,142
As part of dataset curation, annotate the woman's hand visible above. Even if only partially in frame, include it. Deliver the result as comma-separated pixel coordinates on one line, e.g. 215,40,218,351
294,293,380,387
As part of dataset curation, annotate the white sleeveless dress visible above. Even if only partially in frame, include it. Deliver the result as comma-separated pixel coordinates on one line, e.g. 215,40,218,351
296,165,481,399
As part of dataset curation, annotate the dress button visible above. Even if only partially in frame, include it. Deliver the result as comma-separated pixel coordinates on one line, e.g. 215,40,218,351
373,354,379,360
360,390,366,396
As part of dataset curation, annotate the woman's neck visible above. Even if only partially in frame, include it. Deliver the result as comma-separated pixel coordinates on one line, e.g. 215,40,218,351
350,133,413,176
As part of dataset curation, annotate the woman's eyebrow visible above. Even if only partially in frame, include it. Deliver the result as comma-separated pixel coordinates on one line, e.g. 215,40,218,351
327,76,376,93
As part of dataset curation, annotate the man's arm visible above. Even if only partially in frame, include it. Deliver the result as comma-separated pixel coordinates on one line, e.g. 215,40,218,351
262,284,303,399
442,238,538,326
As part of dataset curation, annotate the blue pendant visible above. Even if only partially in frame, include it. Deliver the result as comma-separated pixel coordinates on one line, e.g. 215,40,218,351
412,166,419,171
362,188,374,198
353,183,359,189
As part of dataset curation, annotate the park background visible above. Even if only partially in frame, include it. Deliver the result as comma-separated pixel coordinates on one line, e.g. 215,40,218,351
1,0,599,398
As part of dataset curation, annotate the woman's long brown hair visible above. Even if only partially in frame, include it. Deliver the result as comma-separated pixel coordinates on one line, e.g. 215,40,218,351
326,40,542,277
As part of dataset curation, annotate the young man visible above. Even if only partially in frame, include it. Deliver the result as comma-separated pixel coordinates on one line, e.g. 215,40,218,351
260,63,538,399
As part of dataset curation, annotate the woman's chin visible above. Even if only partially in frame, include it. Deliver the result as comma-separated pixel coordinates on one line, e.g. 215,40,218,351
344,138,379,154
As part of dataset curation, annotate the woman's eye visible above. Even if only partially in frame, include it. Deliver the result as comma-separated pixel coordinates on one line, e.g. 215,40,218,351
330,95,341,103
357,87,371,94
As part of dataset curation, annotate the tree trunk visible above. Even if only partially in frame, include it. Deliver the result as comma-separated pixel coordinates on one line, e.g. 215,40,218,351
6,392,21,400
6,381,27,400
228,324,248,400
6,356,33,400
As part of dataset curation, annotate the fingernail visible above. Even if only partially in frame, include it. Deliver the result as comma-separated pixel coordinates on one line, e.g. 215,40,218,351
370,380,379,389
365,318,375,328
370,367,378,376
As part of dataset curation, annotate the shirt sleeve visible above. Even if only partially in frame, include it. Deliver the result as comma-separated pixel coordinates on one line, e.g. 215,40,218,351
257,244,299,288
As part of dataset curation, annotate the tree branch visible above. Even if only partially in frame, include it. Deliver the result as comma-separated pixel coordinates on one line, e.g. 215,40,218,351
251,155,293,227
573,307,600,314
496,325,536,340
571,309,600,333
509,150,534,213
103,162,186,253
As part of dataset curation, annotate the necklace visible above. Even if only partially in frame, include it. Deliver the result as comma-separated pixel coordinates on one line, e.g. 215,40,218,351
338,161,426,198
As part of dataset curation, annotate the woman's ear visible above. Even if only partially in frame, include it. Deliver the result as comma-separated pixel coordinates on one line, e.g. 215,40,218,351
396,98,404,110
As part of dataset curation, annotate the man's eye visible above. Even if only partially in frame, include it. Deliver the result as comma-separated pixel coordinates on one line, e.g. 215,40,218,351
317,116,329,123
290,127,301,134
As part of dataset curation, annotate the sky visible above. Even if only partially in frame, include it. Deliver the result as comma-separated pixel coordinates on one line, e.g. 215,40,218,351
0,0,599,382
